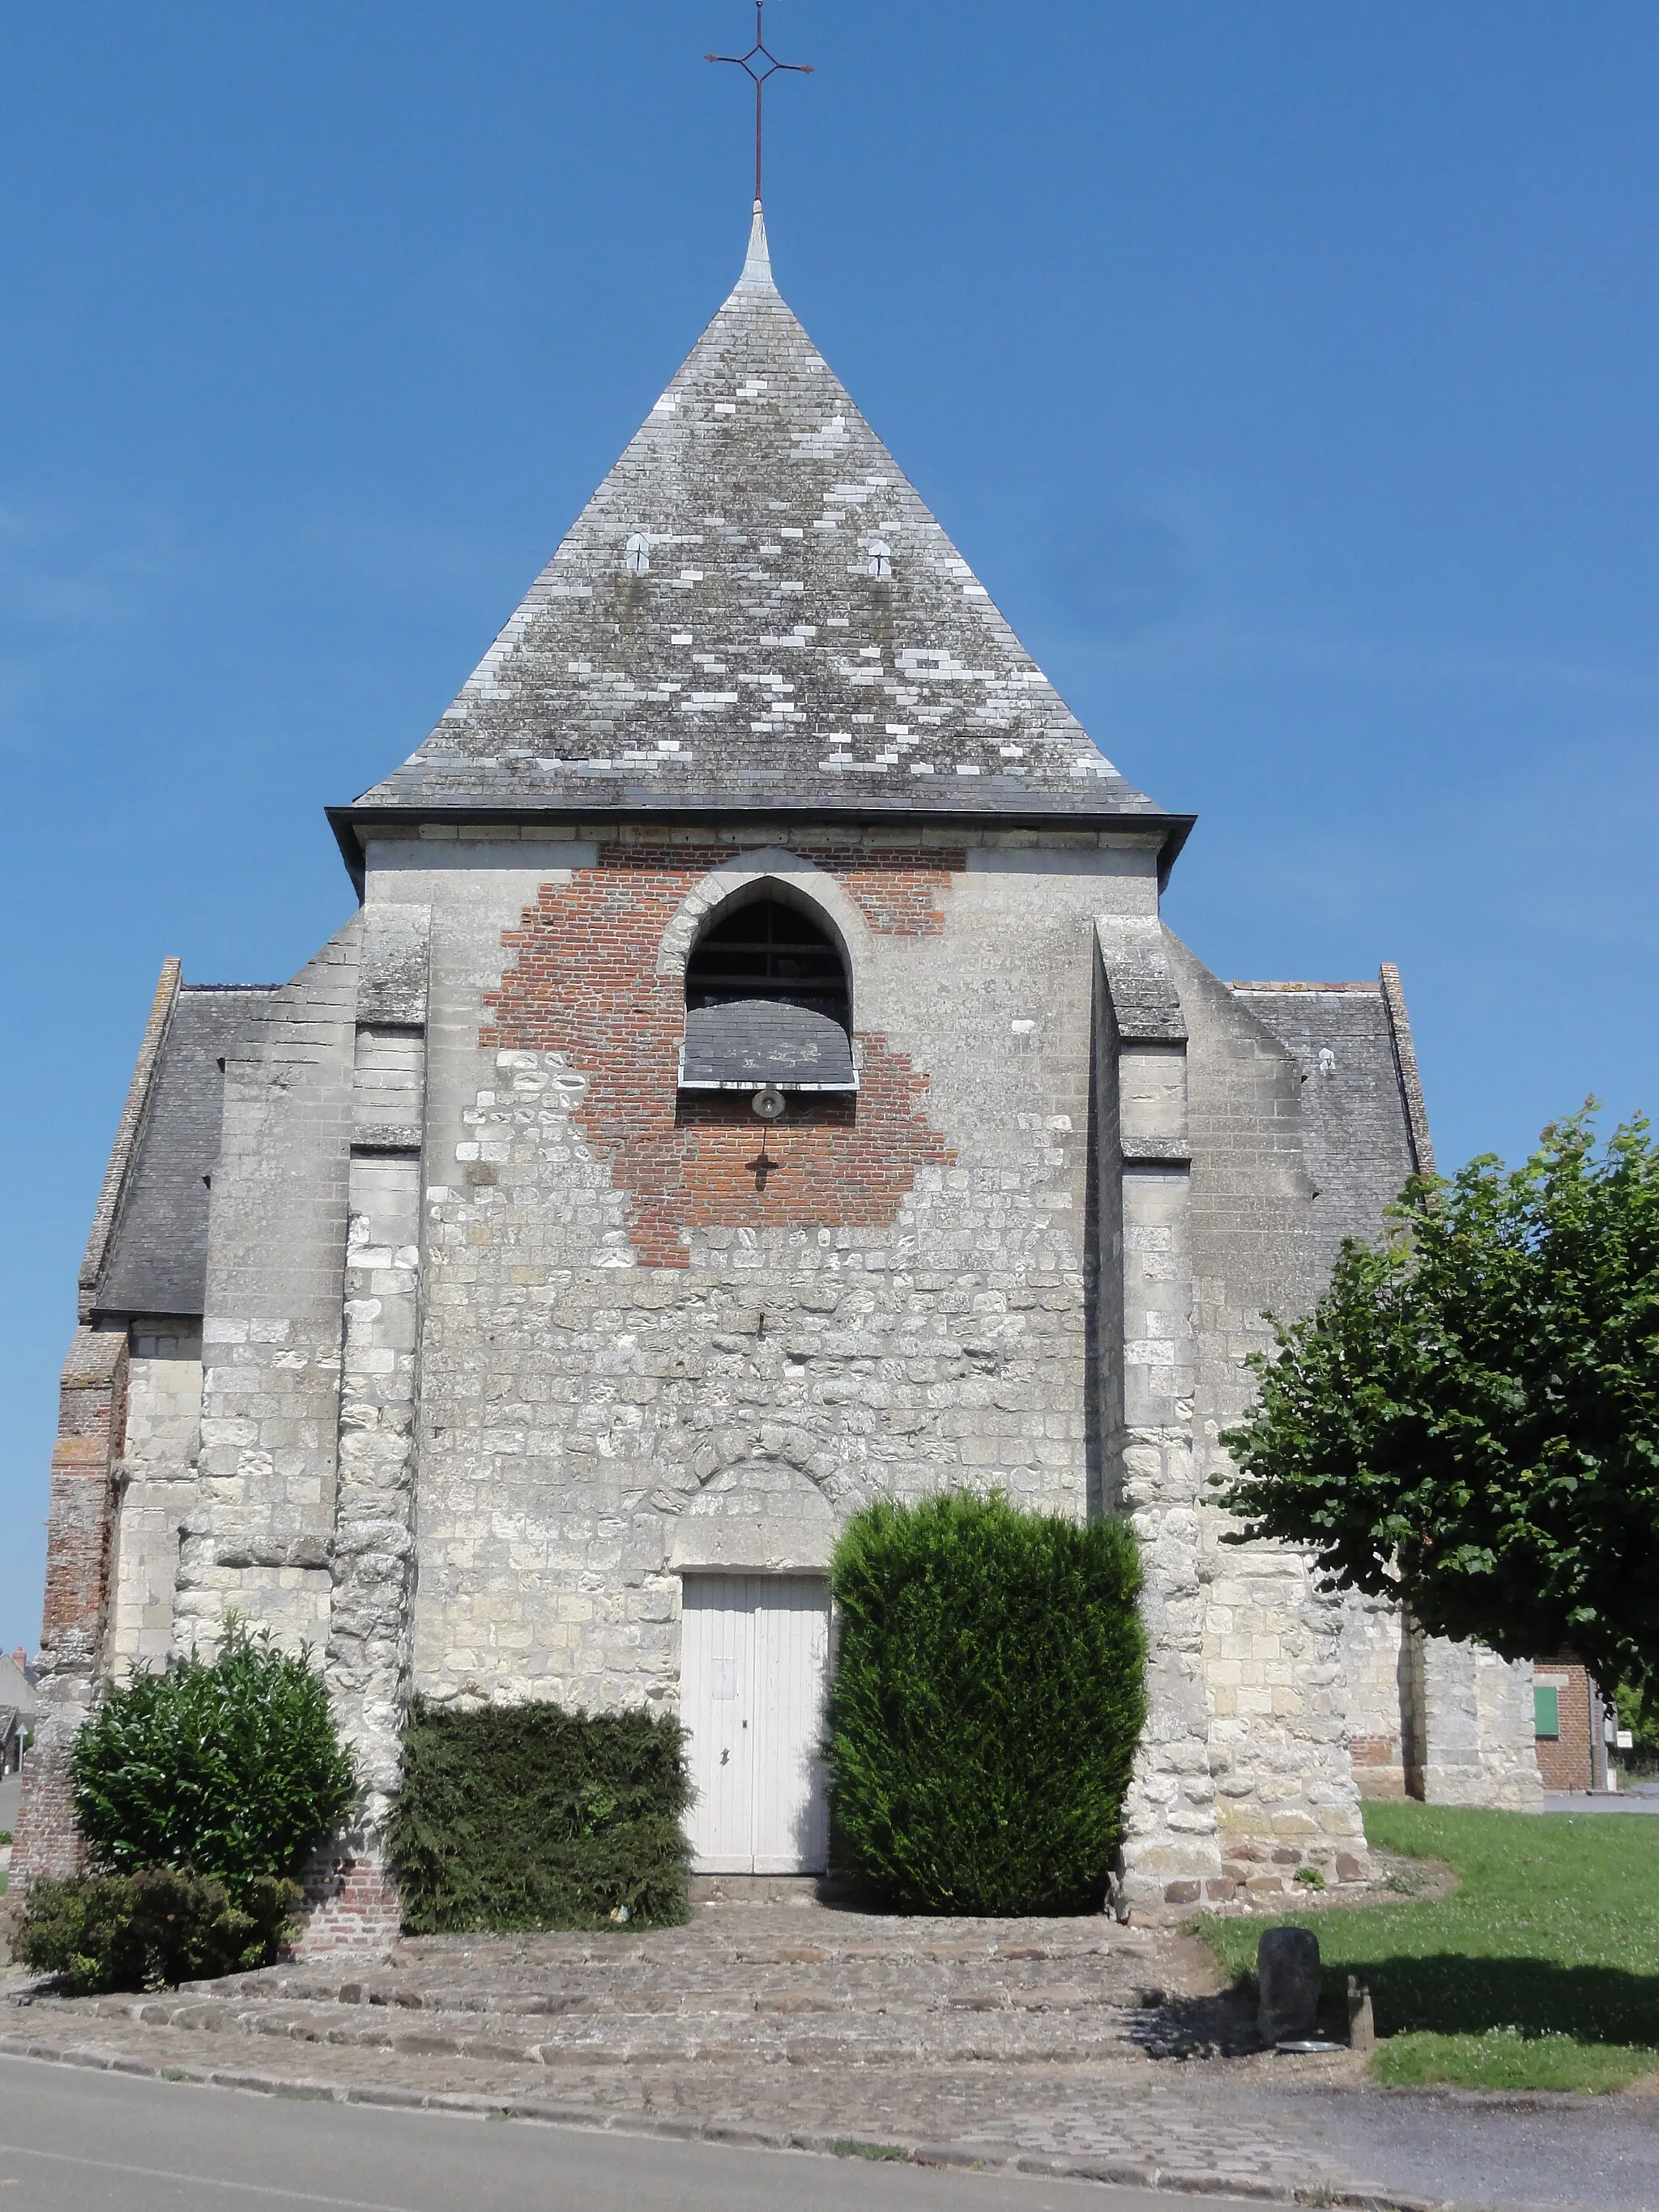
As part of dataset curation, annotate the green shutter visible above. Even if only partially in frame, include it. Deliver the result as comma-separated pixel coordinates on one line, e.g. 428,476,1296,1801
1534,1685,1560,1740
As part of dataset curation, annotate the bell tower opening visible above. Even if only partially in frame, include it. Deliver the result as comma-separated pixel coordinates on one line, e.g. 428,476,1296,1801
679,895,855,1093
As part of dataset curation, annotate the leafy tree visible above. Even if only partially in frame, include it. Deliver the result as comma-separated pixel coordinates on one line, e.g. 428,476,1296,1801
70,1618,357,1884
1217,1109,1659,1690
1614,1679,1659,1769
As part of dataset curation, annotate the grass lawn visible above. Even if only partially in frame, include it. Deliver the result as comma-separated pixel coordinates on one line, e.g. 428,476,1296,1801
1197,1801,1659,2092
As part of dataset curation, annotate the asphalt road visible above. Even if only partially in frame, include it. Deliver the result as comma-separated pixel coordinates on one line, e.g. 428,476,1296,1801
0,2056,1277,2212
1285,2083,1659,2212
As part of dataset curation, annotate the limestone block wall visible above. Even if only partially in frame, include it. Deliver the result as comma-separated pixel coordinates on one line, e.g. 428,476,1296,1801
364,821,1162,1716
327,1150,421,1813
1091,918,1221,1908
75,810,1536,1916
1335,1591,1417,1800
109,1330,203,1678
313,897,432,1821
1422,1637,1543,1808
181,920,362,1656
1172,944,1369,1895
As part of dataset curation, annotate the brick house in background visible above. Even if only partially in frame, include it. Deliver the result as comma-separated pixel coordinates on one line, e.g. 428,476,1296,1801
13,202,1546,1941
1532,1659,1612,1793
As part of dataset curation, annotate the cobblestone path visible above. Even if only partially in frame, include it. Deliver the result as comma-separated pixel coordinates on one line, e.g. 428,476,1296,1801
0,1901,1408,2202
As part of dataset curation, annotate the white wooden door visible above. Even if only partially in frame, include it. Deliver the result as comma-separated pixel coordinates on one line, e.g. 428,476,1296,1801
681,1575,830,1874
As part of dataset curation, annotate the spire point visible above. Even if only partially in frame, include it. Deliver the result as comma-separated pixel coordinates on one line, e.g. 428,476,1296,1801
737,201,774,292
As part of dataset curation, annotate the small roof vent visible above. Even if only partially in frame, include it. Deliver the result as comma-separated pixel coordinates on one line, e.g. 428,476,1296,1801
867,539,891,579
625,533,650,575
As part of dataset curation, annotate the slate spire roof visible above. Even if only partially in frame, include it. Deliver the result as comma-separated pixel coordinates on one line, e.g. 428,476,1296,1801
354,207,1165,824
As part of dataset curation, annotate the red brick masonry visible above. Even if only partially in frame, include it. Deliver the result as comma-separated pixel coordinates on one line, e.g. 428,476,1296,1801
294,1838,404,1956
1533,1659,1607,1792
9,1326,130,1891
483,844,958,1267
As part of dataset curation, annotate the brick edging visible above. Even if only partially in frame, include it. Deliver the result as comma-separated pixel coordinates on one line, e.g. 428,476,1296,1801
0,2031,1434,2211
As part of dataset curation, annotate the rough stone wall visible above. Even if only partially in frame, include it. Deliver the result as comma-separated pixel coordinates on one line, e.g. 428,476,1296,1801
1423,1639,1545,1806
1091,919,1220,1909
317,898,432,1839
1228,984,1417,1269
49,816,1533,1917
1169,944,1370,1894
374,823,1158,1716
109,1332,203,1678
181,920,362,1657
1334,1592,1414,1800
9,1327,129,1890
76,963,181,1323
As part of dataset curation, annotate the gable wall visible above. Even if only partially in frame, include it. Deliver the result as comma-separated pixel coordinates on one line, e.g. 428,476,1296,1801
367,823,1158,1714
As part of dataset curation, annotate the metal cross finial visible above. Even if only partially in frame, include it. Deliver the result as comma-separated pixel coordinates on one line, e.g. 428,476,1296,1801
706,2,813,208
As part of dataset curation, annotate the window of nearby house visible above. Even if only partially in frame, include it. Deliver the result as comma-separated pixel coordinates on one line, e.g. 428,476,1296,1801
679,897,856,1093
1534,1685,1560,1740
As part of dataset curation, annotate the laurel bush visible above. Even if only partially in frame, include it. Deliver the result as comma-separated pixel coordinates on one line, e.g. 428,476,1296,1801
387,1701,692,1933
67,1619,356,1884
826,1492,1146,1915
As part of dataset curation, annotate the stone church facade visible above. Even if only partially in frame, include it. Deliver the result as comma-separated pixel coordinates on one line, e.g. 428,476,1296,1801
14,208,1541,1935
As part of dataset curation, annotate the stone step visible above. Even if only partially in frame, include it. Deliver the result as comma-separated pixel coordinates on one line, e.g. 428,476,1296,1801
179,1913,1165,2015
188,1956,1159,2012
135,1976,1145,2025
17,1907,1198,2080
89,1988,1149,2069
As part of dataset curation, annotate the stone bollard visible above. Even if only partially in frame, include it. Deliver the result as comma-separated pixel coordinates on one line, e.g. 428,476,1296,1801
1347,1974,1375,2052
1257,1925,1321,2044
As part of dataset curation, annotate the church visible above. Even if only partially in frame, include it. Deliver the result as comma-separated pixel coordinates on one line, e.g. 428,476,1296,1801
15,200,1542,1937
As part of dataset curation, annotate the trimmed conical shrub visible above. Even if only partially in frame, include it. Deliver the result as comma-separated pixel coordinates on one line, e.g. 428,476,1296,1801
826,1493,1145,1915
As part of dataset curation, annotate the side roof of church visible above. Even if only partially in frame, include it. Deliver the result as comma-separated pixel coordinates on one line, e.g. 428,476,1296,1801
351,210,1174,831
79,963,277,1326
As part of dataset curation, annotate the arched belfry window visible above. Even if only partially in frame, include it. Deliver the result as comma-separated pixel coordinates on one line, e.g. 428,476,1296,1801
678,897,857,1093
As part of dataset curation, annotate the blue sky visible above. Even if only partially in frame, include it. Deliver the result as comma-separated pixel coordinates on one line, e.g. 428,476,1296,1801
4,2,1657,1652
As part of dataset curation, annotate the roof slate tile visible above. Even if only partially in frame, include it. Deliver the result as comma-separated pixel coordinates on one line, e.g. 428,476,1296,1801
359,211,1159,822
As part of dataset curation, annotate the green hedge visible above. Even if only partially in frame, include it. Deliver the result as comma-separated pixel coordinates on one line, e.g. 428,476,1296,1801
387,1701,692,1933
826,1492,1147,1915
15,1869,300,1995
